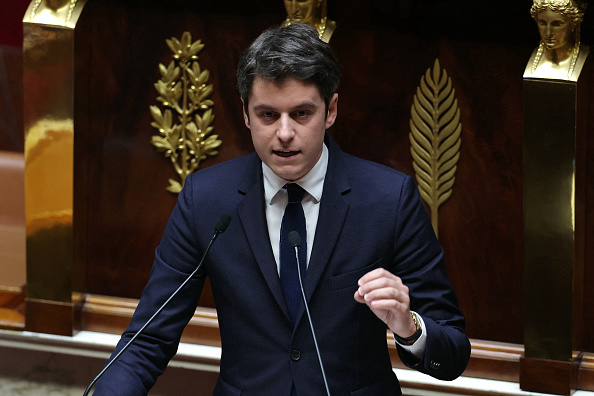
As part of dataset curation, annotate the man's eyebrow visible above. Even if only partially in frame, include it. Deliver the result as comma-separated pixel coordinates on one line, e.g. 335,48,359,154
252,104,276,112
252,101,318,112
291,101,318,110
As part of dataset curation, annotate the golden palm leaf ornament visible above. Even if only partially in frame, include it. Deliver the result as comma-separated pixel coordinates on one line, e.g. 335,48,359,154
150,32,222,194
409,59,461,238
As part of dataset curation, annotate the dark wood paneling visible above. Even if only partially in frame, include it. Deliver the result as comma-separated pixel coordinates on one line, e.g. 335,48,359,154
0,1,30,47
80,294,594,391
82,294,221,346
81,1,285,305
329,22,530,346
582,59,594,353
0,287,25,330
0,0,29,152
72,0,594,351
581,354,594,390
25,298,76,336
520,356,579,395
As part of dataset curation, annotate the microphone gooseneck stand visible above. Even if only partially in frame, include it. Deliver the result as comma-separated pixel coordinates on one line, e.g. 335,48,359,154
288,231,331,396
82,213,232,396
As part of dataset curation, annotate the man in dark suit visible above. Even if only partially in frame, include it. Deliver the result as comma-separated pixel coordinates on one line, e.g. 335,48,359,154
94,23,470,395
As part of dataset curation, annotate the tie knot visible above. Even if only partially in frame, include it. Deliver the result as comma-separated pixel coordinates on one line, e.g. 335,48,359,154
285,183,305,203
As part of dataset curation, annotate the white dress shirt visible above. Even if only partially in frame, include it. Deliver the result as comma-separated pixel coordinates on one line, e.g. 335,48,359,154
261,143,426,359
262,143,328,270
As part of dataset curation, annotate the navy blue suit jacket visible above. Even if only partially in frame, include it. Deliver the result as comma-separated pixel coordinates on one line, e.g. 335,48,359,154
94,134,470,395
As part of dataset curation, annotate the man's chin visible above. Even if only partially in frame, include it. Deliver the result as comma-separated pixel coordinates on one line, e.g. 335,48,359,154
272,166,303,182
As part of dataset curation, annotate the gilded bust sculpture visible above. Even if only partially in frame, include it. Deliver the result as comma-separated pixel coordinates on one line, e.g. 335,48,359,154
525,0,590,81
23,0,86,28
282,0,337,43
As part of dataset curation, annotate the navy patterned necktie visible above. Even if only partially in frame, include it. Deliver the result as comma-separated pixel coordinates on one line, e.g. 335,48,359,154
279,183,307,324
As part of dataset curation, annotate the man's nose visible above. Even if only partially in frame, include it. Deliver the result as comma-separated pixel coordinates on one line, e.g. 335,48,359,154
277,114,295,140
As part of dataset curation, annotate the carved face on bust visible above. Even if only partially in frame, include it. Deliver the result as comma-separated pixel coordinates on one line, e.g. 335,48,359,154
535,8,574,51
284,0,322,23
282,0,335,43
45,0,70,10
530,0,585,42
526,0,590,79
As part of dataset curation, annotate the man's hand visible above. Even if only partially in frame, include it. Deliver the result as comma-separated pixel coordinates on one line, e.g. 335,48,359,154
354,268,417,338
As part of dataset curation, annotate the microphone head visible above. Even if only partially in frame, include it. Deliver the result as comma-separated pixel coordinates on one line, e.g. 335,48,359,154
288,231,301,248
215,213,232,233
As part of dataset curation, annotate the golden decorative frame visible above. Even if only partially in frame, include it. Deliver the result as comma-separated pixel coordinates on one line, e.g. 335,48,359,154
150,32,221,194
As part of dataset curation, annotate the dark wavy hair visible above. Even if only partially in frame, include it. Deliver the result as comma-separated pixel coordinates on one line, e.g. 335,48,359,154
237,23,340,115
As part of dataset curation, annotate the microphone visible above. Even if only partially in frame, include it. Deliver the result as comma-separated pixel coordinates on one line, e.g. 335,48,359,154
83,213,232,396
288,231,331,396
214,213,232,234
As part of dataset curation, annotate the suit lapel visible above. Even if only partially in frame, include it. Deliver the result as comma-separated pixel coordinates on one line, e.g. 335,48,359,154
304,179,349,297
296,134,351,324
236,154,292,322
237,136,352,327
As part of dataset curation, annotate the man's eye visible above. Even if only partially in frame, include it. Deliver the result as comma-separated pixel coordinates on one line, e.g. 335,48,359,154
296,111,309,117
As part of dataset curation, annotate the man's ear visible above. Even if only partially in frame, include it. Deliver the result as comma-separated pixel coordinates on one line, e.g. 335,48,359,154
325,93,338,129
241,99,250,129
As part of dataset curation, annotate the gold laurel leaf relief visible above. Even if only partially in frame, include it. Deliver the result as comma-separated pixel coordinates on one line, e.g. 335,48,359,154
150,32,221,194
409,59,461,238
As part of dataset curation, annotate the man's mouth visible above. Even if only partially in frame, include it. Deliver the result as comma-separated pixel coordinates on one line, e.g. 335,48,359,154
274,150,299,158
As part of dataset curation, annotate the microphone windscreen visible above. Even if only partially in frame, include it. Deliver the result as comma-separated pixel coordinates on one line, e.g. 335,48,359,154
288,231,301,248
215,213,232,233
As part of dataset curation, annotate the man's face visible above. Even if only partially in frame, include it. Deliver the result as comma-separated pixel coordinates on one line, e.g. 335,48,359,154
243,77,338,182
536,8,573,51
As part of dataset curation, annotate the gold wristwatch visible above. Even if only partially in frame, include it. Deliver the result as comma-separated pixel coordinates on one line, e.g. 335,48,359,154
394,311,422,346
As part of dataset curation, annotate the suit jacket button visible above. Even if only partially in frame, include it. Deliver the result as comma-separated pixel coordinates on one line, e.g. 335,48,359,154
291,349,301,361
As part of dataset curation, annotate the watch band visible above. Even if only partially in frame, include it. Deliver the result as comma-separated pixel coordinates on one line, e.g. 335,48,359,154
394,311,422,346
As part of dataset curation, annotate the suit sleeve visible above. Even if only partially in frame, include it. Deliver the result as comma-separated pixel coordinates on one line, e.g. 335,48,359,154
93,176,206,395
391,176,471,381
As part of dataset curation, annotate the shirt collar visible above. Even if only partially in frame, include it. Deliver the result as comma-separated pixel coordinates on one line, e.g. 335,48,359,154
263,143,328,205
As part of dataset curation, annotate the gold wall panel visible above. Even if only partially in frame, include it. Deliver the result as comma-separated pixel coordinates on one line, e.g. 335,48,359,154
522,0,590,369
22,0,88,330
523,79,577,362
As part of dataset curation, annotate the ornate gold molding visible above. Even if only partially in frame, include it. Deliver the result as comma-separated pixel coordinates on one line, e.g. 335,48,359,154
150,32,221,194
409,59,461,238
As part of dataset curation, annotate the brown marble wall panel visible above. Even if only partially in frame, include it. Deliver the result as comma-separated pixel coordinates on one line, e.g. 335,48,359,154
0,46,24,152
73,0,594,349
